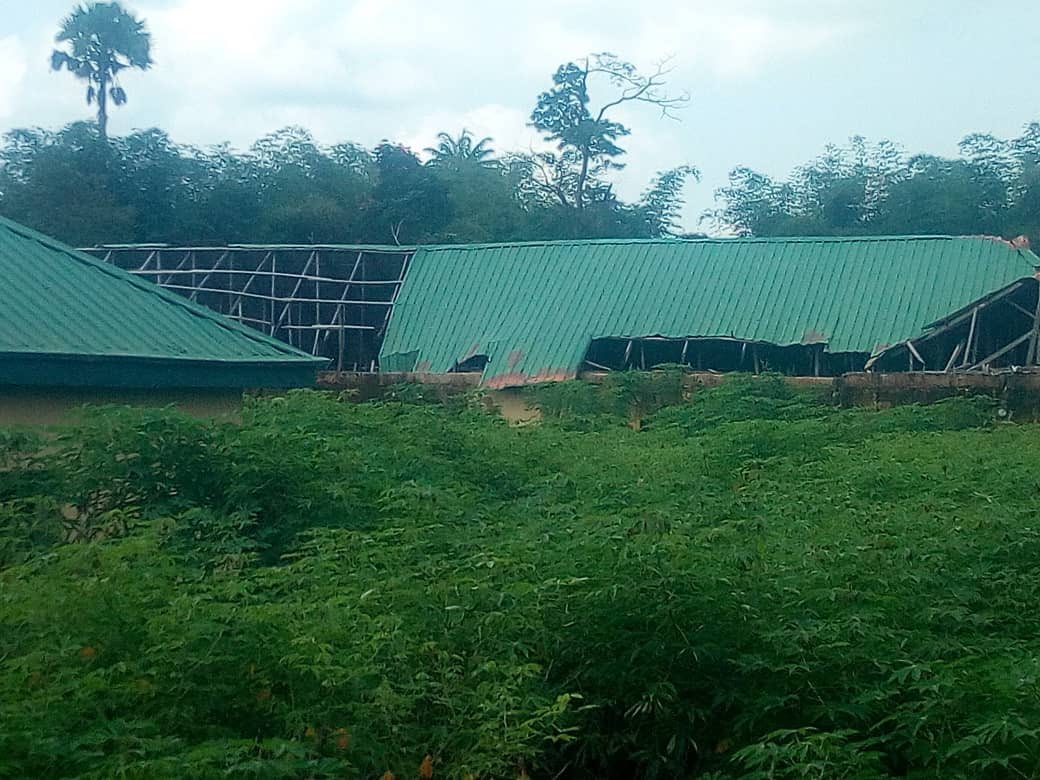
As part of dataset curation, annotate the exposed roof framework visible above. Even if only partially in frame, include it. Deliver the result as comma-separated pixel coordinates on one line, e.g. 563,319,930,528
582,336,868,377
869,276,1040,373
86,244,415,371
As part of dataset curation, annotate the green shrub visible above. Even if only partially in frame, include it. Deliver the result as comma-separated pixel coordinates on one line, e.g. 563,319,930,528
1,389,1037,778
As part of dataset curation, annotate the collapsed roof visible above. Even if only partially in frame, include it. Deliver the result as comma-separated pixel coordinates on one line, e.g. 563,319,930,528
379,236,1040,387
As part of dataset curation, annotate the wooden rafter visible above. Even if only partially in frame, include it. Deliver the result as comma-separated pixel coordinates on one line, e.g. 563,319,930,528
864,279,1032,371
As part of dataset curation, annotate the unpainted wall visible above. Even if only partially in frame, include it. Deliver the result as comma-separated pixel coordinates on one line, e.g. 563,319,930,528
319,369,1040,421
0,387,245,427
836,371,1040,417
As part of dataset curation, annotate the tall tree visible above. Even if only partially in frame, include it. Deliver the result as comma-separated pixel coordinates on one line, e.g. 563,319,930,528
708,166,796,236
529,53,688,210
709,129,1040,239
368,143,452,244
241,127,375,244
424,130,495,170
51,2,153,139
639,165,700,237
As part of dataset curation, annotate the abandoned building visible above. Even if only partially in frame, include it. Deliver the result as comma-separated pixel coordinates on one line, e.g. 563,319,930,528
88,235,1040,389
0,216,325,423
89,242,412,372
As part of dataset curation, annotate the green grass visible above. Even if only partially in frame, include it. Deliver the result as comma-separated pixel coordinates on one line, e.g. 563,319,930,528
1,379,1039,778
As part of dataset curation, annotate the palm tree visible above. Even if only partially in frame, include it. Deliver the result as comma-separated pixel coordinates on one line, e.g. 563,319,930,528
424,130,496,168
51,2,153,139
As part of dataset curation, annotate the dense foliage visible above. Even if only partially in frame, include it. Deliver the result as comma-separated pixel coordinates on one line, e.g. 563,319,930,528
710,130,1040,239
5,121,1040,247
0,121,697,248
3,380,1040,778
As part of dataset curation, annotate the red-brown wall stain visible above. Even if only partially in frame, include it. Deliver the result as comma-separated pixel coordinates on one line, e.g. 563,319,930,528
484,369,575,389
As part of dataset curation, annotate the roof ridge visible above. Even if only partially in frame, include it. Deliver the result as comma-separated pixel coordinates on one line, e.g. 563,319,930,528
413,234,1020,253
0,215,322,363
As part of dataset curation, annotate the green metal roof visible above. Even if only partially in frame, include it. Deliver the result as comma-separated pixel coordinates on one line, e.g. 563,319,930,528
0,216,325,388
380,236,1040,387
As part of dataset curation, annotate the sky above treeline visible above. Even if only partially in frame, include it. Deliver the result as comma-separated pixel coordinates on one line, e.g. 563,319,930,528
3,0,1040,232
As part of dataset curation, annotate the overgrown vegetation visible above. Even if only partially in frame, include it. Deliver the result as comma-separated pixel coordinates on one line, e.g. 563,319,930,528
3,380,1039,778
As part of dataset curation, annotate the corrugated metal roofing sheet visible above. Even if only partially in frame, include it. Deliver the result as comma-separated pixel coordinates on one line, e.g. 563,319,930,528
380,236,1040,387
0,216,324,385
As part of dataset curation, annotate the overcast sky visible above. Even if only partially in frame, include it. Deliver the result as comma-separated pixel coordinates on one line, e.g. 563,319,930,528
2,0,1040,232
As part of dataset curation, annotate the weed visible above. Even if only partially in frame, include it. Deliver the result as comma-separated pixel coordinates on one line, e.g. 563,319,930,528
0,383,1035,778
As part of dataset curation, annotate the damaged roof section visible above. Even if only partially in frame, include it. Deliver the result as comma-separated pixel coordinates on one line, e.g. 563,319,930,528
379,236,1039,387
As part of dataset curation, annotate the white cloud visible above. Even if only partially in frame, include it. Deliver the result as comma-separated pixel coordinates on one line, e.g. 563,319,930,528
135,0,859,136
399,103,544,159
0,36,28,119
628,2,854,81
4,0,872,228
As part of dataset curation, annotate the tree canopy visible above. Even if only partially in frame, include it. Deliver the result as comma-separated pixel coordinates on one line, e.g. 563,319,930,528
0,122,696,247
51,2,153,139
709,128,1040,240
6,121,1040,248
525,53,690,213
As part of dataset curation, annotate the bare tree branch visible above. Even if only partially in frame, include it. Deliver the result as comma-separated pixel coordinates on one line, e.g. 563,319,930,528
590,56,690,122
529,52,690,210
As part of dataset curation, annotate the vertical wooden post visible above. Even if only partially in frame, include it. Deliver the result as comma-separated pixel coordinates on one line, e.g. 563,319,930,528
1026,281,1040,366
813,345,821,377
270,253,277,335
905,341,926,370
314,252,322,354
360,251,368,368
337,305,345,373
944,342,964,373
962,308,979,367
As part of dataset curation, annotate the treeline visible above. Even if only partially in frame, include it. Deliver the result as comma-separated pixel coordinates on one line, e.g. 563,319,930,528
711,126,1040,238
0,123,693,247
4,121,1040,247
9,1,1040,247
